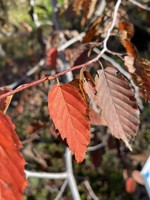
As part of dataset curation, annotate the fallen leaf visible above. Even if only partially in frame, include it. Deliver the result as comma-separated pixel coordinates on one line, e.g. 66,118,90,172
126,177,136,193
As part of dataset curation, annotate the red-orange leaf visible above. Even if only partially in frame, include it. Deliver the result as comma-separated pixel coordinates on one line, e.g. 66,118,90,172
126,177,136,193
95,67,140,150
0,111,27,200
47,48,58,69
48,84,90,162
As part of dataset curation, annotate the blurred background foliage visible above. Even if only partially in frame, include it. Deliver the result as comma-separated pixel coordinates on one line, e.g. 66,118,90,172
0,0,150,199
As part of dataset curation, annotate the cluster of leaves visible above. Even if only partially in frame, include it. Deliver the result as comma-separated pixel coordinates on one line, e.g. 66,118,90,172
0,0,150,199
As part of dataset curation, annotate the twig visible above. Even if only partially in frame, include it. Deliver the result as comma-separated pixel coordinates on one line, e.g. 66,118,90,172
128,0,150,11
58,32,85,52
51,0,60,30
1,59,45,90
103,0,122,50
51,0,73,82
1,32,84,90
0,0,122,100
65,148,81,200
25,170,68,179
88,142,104,152
83,180,99,200
95,0,106,17
29,0,40,27
54,180,68,200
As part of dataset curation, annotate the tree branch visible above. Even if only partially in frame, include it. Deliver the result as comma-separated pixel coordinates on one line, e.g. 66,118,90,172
128,0,150,11
25,170,68,179
83,180,99,200
65,148,81,200
0,0,122,100
54,179,68,200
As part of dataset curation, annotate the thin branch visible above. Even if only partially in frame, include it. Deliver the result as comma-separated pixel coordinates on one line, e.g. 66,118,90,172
58,32,85,52
1,32,85,90
29,0,40,27
1,59,45,90
65,148,81,200
25,170,68,179
88,143,104,152
128,0,150,11
103,0,122,50
51,0,60,30
0,0,122,100
83,180,99,200
54,180,68,200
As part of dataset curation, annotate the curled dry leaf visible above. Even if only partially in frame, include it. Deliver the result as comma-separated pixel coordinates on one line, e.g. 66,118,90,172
81,0,91,26
83,16,102,43
73,0,98,26
69,79,87,101
82,70,96,100
48,84,90,162
118,21,137,57
124,56,150,103
94,67,140,150
0,111,27,200
73,0,84,15
0,87,13,113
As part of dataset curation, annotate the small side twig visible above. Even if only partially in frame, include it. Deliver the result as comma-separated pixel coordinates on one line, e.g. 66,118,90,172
83,180,99,200
88,142,104,152
129,0,150,11
65,148,81,200
54,179,68,200
25,170,67,179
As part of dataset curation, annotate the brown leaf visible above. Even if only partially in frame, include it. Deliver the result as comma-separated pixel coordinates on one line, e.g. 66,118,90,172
124,56,150,103
81,0,91,26
48,84,90,162
0,111,27,200
94,67,140,150
0,87,13,113
69,79,87,101
73,0,98,26
118,21,137,57
83,16,102,43
73,0,84,15
82,70,96,100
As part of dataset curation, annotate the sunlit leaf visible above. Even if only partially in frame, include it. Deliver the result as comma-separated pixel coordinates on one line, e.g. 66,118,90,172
48,84,90,162
0,111,27,200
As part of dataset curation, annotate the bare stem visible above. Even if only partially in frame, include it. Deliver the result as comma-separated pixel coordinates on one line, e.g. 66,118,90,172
0,0,122,100
128,0,150,11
